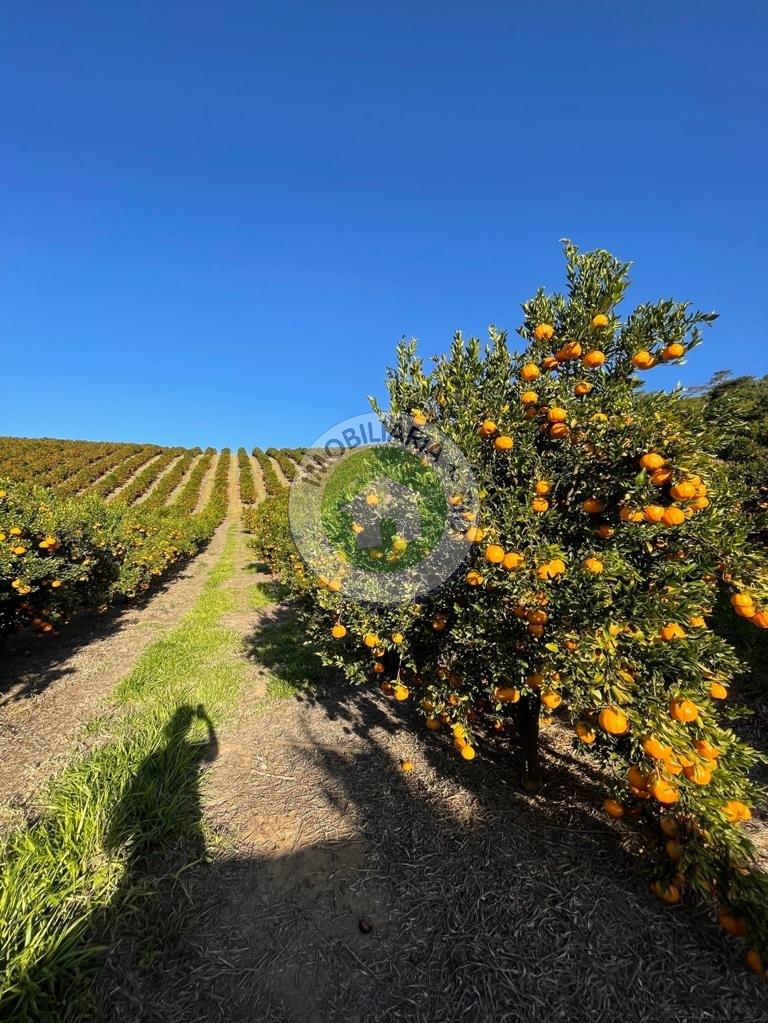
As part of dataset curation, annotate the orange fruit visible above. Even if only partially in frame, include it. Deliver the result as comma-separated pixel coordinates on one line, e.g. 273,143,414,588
665,839,683,862
366,494,379,506
669,698,698,722
556,341,583,361
331,624,347,639
693,739,719,760
534,480,552,495
718,909,746,937
432,615,447,631
549,423,569,439
590,412,608,422
494,435,514,451
460,745,476,761
659,816,678,838
502,551,524,570
527,672,544,689
661,343,685,360
521,363,540,381
493,686,520,704
689,615,706,628
651,467,674,485
627,765,648,790
425,717,441,731
642,735,671,760
392,633,404,644
603,798,624,818
661,506,686,526
464,526,485,542
575,722,596,744
584,557,604,573
521,390,539,404
466,570,484,586
583,350,606,368
598,706,629,735
619,507,644,523
484,544,505,564
541,689,562,710
659,623,686,641
363,632,380,647
643,505,665,523
393,684,410,701
746,949,765,976
683,763,713,785
670,481,696,501
753,611,768,629
632,351,656,369
401,759,414,772
591,313,609,328
722,800,751,823
649,777,679,805
594,524,614,539
582,498,605,514
708,681,728,700
532,497,549,513
650,880,681,904
730,592,754,609
574,381,593,396
547,406,568,423
533,323,554,341
478,418,497,437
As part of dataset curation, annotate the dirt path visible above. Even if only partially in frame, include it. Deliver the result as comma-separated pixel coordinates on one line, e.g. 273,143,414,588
269,454,290,488
163,451,204,507
133,451,186,505
195,451,221,513
0,525,234,817
249,453,266,502
99,592,767,1023
107,451,163,501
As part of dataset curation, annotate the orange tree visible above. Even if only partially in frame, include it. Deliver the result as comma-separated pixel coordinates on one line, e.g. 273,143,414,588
255,243,768,973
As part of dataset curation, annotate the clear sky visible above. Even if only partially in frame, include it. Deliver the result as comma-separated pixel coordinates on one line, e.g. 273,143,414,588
2,1,766,450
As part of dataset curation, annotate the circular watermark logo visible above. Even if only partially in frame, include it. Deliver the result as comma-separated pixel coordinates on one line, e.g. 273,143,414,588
288,412,479,604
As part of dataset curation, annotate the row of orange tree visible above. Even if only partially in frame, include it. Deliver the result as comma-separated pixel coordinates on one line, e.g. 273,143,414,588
249,243,768,976
0,450,230,641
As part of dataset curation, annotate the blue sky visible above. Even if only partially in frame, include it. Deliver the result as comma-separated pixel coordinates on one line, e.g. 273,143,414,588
2,1,766,449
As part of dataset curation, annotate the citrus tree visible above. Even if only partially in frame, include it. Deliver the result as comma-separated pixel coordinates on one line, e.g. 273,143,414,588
254,243,768,973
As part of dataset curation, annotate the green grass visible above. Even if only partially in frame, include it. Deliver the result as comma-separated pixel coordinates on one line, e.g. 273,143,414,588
0,527,250,1022
246,617,325,698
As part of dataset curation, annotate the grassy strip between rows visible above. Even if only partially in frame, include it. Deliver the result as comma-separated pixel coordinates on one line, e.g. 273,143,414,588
0,526,259,1021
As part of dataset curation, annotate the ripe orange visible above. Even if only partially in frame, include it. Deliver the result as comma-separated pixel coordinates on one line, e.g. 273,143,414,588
533,323,555,341
460,745,476,761
693,739,719,760
484,544,505,564
466,570,484,586
549,423,570,439
661,343,685,360
575,721,596,744
669,698,698,722
521,390,539,406
730,592,754,609
598,706,629,735
650,880,680,904
642,735,672,760
363,632,380,647
464,526,485,542
584,557,604,573
722,800,751,823
619,507,644,522
718,909,747,937
425,717,441,730
541,689,562,709
659,623,686,642
650,777,679,804
366,494,379,506
393,684,410,701
753,611,768,628
432,615,447,631
479,418,497,436
670,481,696,501
708,681,728,700
683,763,713,785
331,624,347,639
643,505,665,523
528,623,544,637
494,435,514,451
532,497,549,513
651,467,674,485
534,480,552,495
542,355,559,371
640,453,665,471
632,351,656,369
665,839,682,863
582,350,606,368
582,498,605,514
556,341,582,361
594,524,614,539
547,406,568,423
527,672,544,689
627,765,648,790
521,363,541,381
400,759,414,772
689,615,706,628
502,551,524,570
493,686,520,704
591,313,609,328
661,506,686,526
603,798,624,818
392,632,404,644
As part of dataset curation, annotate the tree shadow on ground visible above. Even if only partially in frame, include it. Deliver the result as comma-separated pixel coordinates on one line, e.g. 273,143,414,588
96,635,768,1022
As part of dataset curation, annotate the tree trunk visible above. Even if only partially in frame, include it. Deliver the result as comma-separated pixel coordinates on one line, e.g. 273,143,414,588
514,692,542,792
